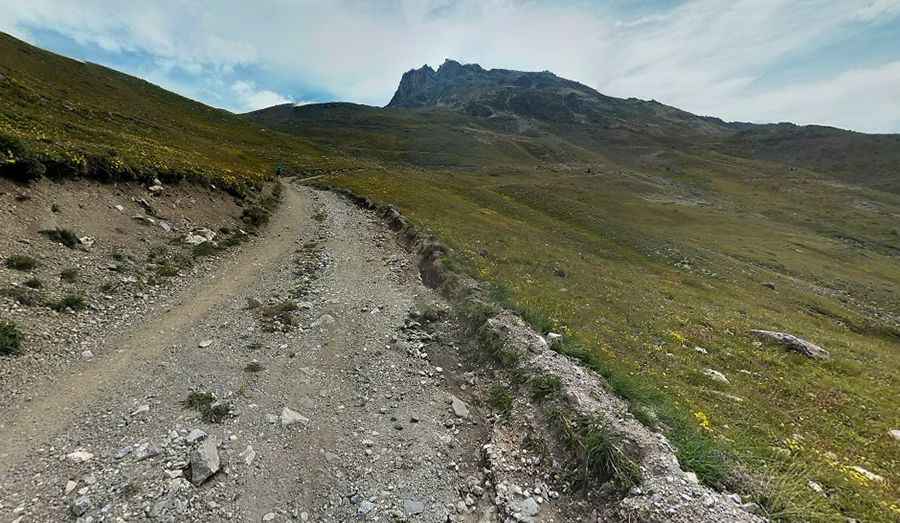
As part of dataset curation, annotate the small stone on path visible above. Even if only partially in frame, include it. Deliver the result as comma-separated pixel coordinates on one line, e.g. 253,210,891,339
403,499,425,515
66,449,93,463
186,429,208,444
451,395,470,418
280,407,309,427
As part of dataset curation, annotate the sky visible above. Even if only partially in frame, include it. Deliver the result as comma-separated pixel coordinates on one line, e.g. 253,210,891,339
1,0,899,133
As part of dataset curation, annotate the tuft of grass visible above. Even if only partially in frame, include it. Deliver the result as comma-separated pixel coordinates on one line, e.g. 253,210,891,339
59,267,79,283
191,242,219,258
749,460,836,521
182,391,231,423
147,244,168,260
244,361,265,373
241,206,271,228
49,293,86,312
487,384,514,416
0,286,43,306
40,228,80,249
552,410,642,494
259,300,298,325
477,319,521,367
530,374,563,401
0,320,24,356
5,255,38,271
98,281,119,294
155,264,179,277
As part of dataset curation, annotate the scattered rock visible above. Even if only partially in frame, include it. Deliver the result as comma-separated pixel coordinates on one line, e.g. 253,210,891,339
750,330,830,359
357,500,376,517
450,395,470,418
263,513,277,521
198,339,213,348
184,234,208,246
280,407,309,427
889,429,900,441
186,429,208,444
238,445,257,465
65,480,77,495
403,499,425,515
133,442,161,461
311,314,335,328
762,282,776,290
193,227,216,241
808,480,824,494
546,332,563,347
694,346,709,354
66,449,94,463
130,404,150,417
850,466,884,483
703,368,729,384
511,496,540,518
190,436,220,486
148,184,164,194
81,350,94,360
70,496,91,517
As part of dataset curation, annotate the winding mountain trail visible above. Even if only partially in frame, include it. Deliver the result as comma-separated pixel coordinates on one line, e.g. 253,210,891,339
0,182,503,522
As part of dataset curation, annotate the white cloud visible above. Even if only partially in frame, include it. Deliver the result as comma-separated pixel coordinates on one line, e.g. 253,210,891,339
230,80,292,112
727,60,900,133
0,0,899,131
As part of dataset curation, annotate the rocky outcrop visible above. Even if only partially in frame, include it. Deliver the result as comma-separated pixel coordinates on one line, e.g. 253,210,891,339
751,330,830,359
386,64,437,108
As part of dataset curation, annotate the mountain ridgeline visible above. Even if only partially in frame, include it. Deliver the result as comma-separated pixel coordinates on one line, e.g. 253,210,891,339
387,59,730,135
248,59,900,193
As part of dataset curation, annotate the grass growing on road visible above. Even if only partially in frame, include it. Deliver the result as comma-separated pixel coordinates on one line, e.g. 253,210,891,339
5,255,37,271
182,391,231,423
315,156,900,522
0,320,24,356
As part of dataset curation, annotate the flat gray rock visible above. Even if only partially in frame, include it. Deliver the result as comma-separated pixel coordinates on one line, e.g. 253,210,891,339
190,436,220,486
403,499,425,515
450,395,469,418
280,406,310,427
750,330,830,359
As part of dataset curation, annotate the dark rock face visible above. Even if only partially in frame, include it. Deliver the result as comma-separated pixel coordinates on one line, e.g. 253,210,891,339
387,64,437,108
385,59,729,137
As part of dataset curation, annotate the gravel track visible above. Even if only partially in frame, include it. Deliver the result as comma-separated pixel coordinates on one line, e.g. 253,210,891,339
0,182,507,522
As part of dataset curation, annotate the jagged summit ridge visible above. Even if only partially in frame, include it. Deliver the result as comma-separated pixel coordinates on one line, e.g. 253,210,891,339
384,58,730,136
386,59,567,110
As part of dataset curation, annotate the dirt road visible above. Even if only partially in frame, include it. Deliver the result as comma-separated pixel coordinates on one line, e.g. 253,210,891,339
0,182,500,522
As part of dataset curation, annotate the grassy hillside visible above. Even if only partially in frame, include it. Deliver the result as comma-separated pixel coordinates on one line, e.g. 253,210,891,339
3,31,898,521
0,32,326,192
312,152,900,521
